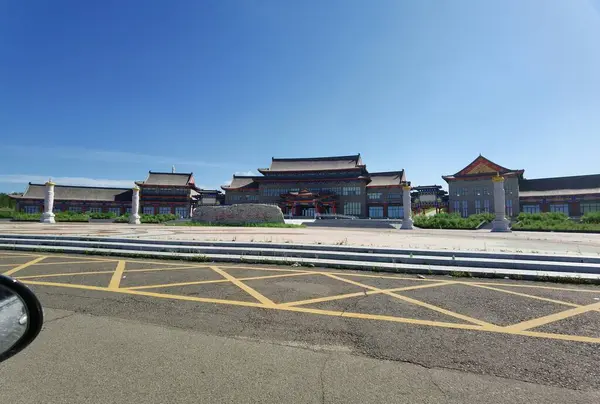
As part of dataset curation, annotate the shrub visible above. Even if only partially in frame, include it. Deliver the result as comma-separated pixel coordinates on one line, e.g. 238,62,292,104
413,213,493,230
0,209,14,219
55,212,89,222
513,212,600,232
89,212,117,219
581,211,600,224
12,213,41,221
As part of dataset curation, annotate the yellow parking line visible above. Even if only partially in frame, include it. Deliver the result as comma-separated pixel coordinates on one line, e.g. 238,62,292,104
17,278,600,344
221,265,318,274
12,260,119,267
503,301,600,332
463,283,581,308
127,271,313,291
125,265,212,273
469,281,600,294
210,265,276,306
108,261,126,289
16,270,115,279
324,273,498,328
22,279,267,307
3,256,48,276
281,281,456,307
128,279,229,290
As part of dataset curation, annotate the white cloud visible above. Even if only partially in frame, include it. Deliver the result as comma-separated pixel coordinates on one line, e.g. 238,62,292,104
4,145,227,168
234,170,258,176
0,175,135,188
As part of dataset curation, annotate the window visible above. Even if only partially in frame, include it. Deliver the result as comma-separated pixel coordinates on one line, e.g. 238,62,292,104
126,207,132,214
581,202,600,214
522,205,540,214
159,207,171,215
262,188,285,197
453,200,460,213
484,200,490,213
88,207,102,213
505,199,513,217
483,187,490,196
290,188,299,193
461,201,468,217
108,207,121,215
322,187,341,194
24,205,39,214
53,206,61,212
367,192,382,200
343,202,361,216
369,206,384,218
462,187,468,196
69,206,82,213
342,187,361,196
505,184,513,195
143,206,155,215
388,192,402,200
475,200,481,214
550,204,569,215
388,205,403,218
246,194,259,202
453,188,461,197
475,187,481,196
175,207,188,218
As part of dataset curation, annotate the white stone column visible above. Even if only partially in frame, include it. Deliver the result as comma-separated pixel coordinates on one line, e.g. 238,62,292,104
129,186,141,225
400,185,413,230
40,181,56,224
491,175,511,232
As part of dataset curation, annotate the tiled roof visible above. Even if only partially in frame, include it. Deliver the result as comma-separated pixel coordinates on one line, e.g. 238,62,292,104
443,155,524,182
138,172,194,186
265,154,363,172
519,174,600,198
221,176,259,190
14,183,132,201
367,171,406,187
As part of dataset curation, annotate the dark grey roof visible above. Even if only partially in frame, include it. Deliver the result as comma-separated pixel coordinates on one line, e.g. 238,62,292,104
266,154,363,172
221,176,259,190
16,183,132,201
138,171,194,186
367,171,405,187
519,174,600,197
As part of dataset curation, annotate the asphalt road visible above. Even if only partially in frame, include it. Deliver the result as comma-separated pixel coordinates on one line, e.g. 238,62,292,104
1,251,600,403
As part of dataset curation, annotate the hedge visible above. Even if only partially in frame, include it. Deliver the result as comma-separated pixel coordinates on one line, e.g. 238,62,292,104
114,213,177,224
512,212,600,232
413,213,494,230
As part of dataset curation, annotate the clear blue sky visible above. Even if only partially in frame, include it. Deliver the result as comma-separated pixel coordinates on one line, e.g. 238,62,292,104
1,0,599,193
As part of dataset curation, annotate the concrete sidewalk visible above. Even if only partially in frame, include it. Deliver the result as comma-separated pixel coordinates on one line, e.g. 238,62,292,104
1,222,599,256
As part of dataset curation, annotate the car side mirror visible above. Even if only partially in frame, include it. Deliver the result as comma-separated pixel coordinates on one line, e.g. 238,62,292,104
0,274,43,363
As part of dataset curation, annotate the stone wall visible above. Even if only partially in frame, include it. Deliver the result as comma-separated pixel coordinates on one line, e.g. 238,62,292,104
192,204,285,224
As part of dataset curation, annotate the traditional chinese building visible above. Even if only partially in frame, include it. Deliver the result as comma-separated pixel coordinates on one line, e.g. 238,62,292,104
443,155,600,218
11,184,132,215
11,170,223,218
222,154,409,218
411,185,448,215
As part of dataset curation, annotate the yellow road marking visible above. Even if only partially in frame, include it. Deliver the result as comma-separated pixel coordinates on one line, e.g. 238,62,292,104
21,279,266,308
108,261,126,289
125,265,210,273
3,256,48,276
325,273,498,328
0,252,42,257
463,283,581,308
504,301,600,332
127,271,313,290
469,281,600,294
11,259,119,267
19,278,600,344
281,281,455,307
210,265,276,306
16,270,115,279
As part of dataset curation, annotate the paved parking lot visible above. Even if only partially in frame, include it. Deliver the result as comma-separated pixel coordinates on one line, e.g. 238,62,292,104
2,250,600,402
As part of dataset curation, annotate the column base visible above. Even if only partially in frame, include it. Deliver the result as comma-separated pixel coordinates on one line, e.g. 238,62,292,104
40,212,55,224
129,214,141,225
491,218,511,232
400,217,414,230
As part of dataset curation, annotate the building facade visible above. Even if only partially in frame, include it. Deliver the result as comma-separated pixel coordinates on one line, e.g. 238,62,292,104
411,185,448,215
444,155,600,218
222,154,408,218
12,171,223,218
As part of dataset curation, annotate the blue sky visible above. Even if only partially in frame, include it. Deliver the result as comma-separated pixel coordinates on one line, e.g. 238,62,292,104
1,0,599,193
